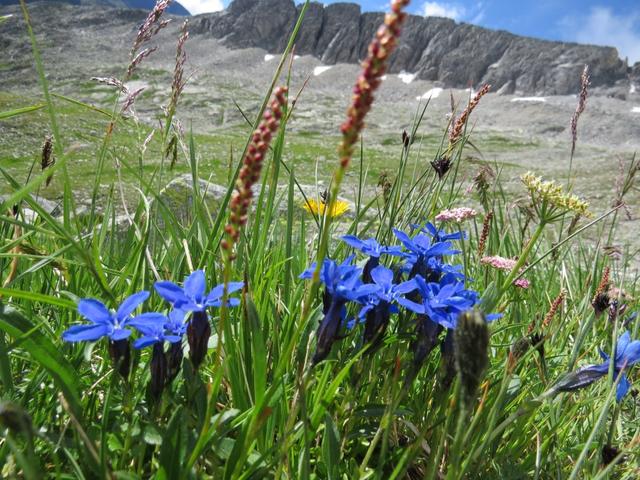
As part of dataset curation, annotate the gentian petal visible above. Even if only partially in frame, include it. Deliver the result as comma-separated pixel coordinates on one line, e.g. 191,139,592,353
621,340,640,366
206,281,243,303
116,291,150,322
393,279,418,295
616,374,631,402
110,328,132,341
155,281,189,306
370,265,393,287
134,336,160,349
615,331,631,361
398,297,425,314
129,312,166,331
184,270,206,302
341,235,366,251
62,324,110,342
77,299,112,324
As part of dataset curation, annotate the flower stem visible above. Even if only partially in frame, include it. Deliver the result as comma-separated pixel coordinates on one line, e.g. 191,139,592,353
498,222,546,297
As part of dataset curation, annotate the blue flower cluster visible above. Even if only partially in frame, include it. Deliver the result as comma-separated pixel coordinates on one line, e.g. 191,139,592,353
63,270,242,397
300,222,498,368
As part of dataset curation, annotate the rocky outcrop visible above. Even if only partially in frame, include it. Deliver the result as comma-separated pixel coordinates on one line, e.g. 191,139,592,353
192,0,631,95
0,0,191,16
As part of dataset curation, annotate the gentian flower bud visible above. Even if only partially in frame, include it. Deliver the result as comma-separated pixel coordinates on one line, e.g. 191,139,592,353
150,342,167,399
166,341,184,383
187,310,211,369
108,339,131,380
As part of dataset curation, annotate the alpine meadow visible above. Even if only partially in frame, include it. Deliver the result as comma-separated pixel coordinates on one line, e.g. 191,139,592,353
1,0,640,478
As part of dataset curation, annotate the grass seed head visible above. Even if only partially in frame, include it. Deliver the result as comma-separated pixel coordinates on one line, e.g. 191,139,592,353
455,310,490,406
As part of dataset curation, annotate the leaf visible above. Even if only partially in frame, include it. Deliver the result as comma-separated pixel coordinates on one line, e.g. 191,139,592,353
0,104,45,120
322,413,340,480
156,406,186,480
0,305,82,418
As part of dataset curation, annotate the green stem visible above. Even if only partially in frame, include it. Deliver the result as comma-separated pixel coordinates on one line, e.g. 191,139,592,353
496,221,546,299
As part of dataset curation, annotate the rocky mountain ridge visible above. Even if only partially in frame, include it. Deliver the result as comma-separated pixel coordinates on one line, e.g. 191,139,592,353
193,0,639,96
0,0,190,16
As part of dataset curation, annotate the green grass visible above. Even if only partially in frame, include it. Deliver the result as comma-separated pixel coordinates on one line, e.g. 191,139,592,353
1,2,639,479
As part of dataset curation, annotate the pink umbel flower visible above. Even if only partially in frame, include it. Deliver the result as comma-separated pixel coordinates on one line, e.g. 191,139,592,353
513,278,530,289
481,256,517,271
435,207,477,223
481,256,530,289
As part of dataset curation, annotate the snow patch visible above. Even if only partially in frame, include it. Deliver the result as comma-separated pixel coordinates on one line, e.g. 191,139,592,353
398,71,416,84
631,106,640,113
264,54,275,62
630,83,637,94
511,97,547,103
381,75,387,81
416,87,443,100
313,66,332,76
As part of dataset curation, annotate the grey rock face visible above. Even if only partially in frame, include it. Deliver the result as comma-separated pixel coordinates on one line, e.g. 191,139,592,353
192,0,631,95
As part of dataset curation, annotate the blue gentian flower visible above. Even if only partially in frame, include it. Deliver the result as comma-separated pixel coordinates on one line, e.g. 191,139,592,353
556,331,640,402
401,255,466,281
341,235,404,258
393,229,460,260
300,256,380,363
342,235,404,283
164,309,188,337
393,228,461,281
154,270,243,312
129,313,182,349
398,274,478,330
357,266,418,347
358,266,417,317
155,271,243,369
62,291,149,343
412,222,466,242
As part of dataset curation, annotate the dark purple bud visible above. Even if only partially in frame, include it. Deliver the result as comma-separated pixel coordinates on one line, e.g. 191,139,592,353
362,256,379,284
166,341,183,384
187,310,211,369
440,329,456,389
363,300,390,349
108,338,131,379
407,316,443,382
552,368,606,393
313,298,347,365
150,342,167,399
322,289,332,315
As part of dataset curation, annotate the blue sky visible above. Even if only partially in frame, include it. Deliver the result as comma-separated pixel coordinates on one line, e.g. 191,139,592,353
179,0,640,63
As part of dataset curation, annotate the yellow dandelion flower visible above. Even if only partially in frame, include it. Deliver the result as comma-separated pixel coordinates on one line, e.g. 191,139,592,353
303,198,350,218
521,172,591,218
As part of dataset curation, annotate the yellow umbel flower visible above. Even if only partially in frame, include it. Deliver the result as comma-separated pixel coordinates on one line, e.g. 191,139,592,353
521,172,591,218
303,198,350,218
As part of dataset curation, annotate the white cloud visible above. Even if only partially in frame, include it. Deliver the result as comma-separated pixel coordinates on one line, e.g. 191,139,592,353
179,0,224,15
422,2,465,21
565,7,640,64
